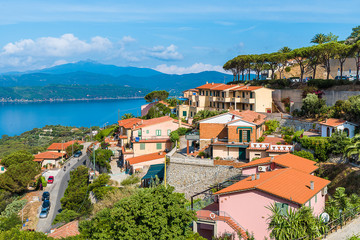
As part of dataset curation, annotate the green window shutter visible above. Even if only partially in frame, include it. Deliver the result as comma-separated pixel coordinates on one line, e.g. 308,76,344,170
140,143,145,150
315,194,317,203
138,130,142,137
146,130,149,134
183,111,187,117
247,130,251,142
167,130,171,136
156,130,161,136
156,143,162,149
1,167,4,171
276,202,288,216
239,130,242,142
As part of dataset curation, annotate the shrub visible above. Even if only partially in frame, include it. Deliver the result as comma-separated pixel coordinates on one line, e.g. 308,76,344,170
293,151,315,161
1,199,27,218
257,136,265,142
121,175,140,186
53,209,80,225
198,151,205,157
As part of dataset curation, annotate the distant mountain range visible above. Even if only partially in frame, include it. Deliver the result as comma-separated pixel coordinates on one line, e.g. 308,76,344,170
0,61,232,93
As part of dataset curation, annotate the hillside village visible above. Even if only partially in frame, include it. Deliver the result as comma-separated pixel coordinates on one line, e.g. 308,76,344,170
3,26,360,240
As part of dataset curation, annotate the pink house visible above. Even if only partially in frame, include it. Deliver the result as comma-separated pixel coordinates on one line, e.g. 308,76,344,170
195,154,330,240
120,116,190,157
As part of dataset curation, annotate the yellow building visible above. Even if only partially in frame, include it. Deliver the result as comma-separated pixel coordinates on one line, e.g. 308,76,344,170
179,83,273,120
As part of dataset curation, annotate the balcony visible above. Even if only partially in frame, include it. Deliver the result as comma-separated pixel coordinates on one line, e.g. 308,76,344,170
240,98,255,104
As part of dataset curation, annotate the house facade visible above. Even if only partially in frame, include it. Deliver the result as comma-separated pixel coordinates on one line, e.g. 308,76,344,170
247,136,294,161
119,116,189,158
178,83,273,120
319,118,358,138
198,110,266,161
195,154,330,240
124,151,165,174
34,151,66,168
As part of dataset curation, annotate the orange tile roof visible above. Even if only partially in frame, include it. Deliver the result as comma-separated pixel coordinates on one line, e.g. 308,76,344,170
127,151,166,165
261,136,285,145
34,151,65,161
47,140,84,151
196,83,225,90
132,138,171,143
48,220,80,239
132,116,176,130
215,168,330,205
229,110,267,125
231,86,265,91
118,118,142,129
319,118,346,127
238,153,318,174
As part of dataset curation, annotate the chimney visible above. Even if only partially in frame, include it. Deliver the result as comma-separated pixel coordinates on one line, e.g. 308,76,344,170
325,118,327,123
310,181,314,190
270,156,274,162
256,173,260,180
251,174,255,181
206,81,208,84
141,120,143,124
212,82,214,85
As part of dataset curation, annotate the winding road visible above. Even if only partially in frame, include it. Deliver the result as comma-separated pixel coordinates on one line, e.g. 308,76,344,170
36,142,92,233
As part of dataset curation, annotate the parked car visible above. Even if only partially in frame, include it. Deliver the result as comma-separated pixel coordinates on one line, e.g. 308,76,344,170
47,176,54,184
42,200,51,211
335,76,349,80
42,191,50,201
73,151,82,157
39,208,49,218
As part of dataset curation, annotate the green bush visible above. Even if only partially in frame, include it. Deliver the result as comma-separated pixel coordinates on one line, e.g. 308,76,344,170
1,199,27,218
300,136,329,161
293,151,315,161
53,209,80,225
257,136,265,142
121,175,140,186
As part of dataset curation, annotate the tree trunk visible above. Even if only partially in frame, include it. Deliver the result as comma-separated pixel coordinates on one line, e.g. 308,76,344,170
312,65,317,79
242,71,244,81
340,61,344,80
356,54,360,81
248,68,251,80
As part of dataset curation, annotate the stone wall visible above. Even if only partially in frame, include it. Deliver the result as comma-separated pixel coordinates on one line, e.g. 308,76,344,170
166,162,242,199
273,89,360,111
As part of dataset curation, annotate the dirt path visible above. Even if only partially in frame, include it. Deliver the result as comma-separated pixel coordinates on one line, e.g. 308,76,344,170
21,191,42,230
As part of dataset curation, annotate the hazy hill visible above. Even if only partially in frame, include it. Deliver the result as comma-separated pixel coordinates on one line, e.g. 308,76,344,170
0,61,231,93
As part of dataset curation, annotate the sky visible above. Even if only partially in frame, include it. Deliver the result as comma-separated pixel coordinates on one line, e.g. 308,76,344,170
0,0,359,74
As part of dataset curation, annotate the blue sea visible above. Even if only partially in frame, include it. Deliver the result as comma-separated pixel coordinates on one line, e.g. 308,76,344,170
0,99,146,137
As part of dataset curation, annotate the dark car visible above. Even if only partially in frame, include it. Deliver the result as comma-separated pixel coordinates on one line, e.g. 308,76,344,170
335,76,349,80
47,176,54,184
73,151,82,157
42,200,51,211
42,191,50,201
39,208,49,218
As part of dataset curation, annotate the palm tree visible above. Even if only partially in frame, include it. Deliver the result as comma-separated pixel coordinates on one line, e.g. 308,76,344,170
311,33,328,45
121,113,135,120
345,141,360,159
278,46,292,53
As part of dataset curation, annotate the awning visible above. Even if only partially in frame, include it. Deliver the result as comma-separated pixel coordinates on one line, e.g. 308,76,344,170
226,145,249,148
142,164,165,180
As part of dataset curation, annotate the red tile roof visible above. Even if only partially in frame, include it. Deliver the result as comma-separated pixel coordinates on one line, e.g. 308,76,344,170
261,136,285,145
34,152,65,161
238,153,318,174
319,118,346,127
48,220,80,239
127,151,166,165
229,110,267,125
132,116,177,130
196,83,226,90
215,168,330,205
118,118,142,129
47,140,84,151
231,86,265,91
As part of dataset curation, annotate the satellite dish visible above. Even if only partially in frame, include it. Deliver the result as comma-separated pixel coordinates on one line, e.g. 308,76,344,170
320,212,330,223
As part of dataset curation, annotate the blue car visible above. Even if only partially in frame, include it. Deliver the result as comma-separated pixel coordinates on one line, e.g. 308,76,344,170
42,191,50,201
42,200,50,211
39,208,49,218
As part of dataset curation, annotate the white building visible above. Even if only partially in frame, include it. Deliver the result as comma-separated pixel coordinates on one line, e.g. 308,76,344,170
319,118,358,138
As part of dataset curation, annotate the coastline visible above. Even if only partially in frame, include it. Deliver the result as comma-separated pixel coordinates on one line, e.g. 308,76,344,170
0,96,146,104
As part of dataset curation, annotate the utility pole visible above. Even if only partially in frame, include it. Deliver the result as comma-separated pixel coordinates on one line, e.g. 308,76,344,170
72,137,74,156
118,109,120,121
164,155,167,187
93,144,96,175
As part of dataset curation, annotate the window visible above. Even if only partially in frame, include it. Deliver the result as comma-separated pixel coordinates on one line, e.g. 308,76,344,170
250,105,253,111
156,130,161,136
140,143,145,150
1,167,3,171
242,92,245,98
191,112,193,117
222,92,225,98
206,91,208,96
146,130,149,134
183,111,187,117
309,199,311,207
156,143,162,149
250,92,254,98
138,130,142,137
233,92,235,97
275,202,289,216
242,104,245,110
167,129,171,136
210,91,212,96
210,102,212,107
315,194,317,203
222,103,224,108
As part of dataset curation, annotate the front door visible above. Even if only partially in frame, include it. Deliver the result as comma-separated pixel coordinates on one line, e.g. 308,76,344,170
239,148,246,161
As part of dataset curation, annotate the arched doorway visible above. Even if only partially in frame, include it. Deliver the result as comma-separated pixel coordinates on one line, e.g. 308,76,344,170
327,127,330,137
344,128,350,137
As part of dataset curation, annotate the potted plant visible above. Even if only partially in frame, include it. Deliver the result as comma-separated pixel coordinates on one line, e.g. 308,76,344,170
198,151,205,159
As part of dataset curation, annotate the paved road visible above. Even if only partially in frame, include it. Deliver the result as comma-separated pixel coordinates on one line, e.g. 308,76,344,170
325,217,360,240
37,142,92,233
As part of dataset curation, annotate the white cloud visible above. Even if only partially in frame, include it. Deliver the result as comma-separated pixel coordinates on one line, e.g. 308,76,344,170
146,44,183,60
120,36,136,44
155,63,231,75
2,34,112,57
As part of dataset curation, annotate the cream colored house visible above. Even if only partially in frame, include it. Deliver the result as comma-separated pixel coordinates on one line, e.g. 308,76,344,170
178,83,273,120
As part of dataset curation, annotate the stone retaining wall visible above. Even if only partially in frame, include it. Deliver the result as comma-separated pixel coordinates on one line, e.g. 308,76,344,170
167,162,242,199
